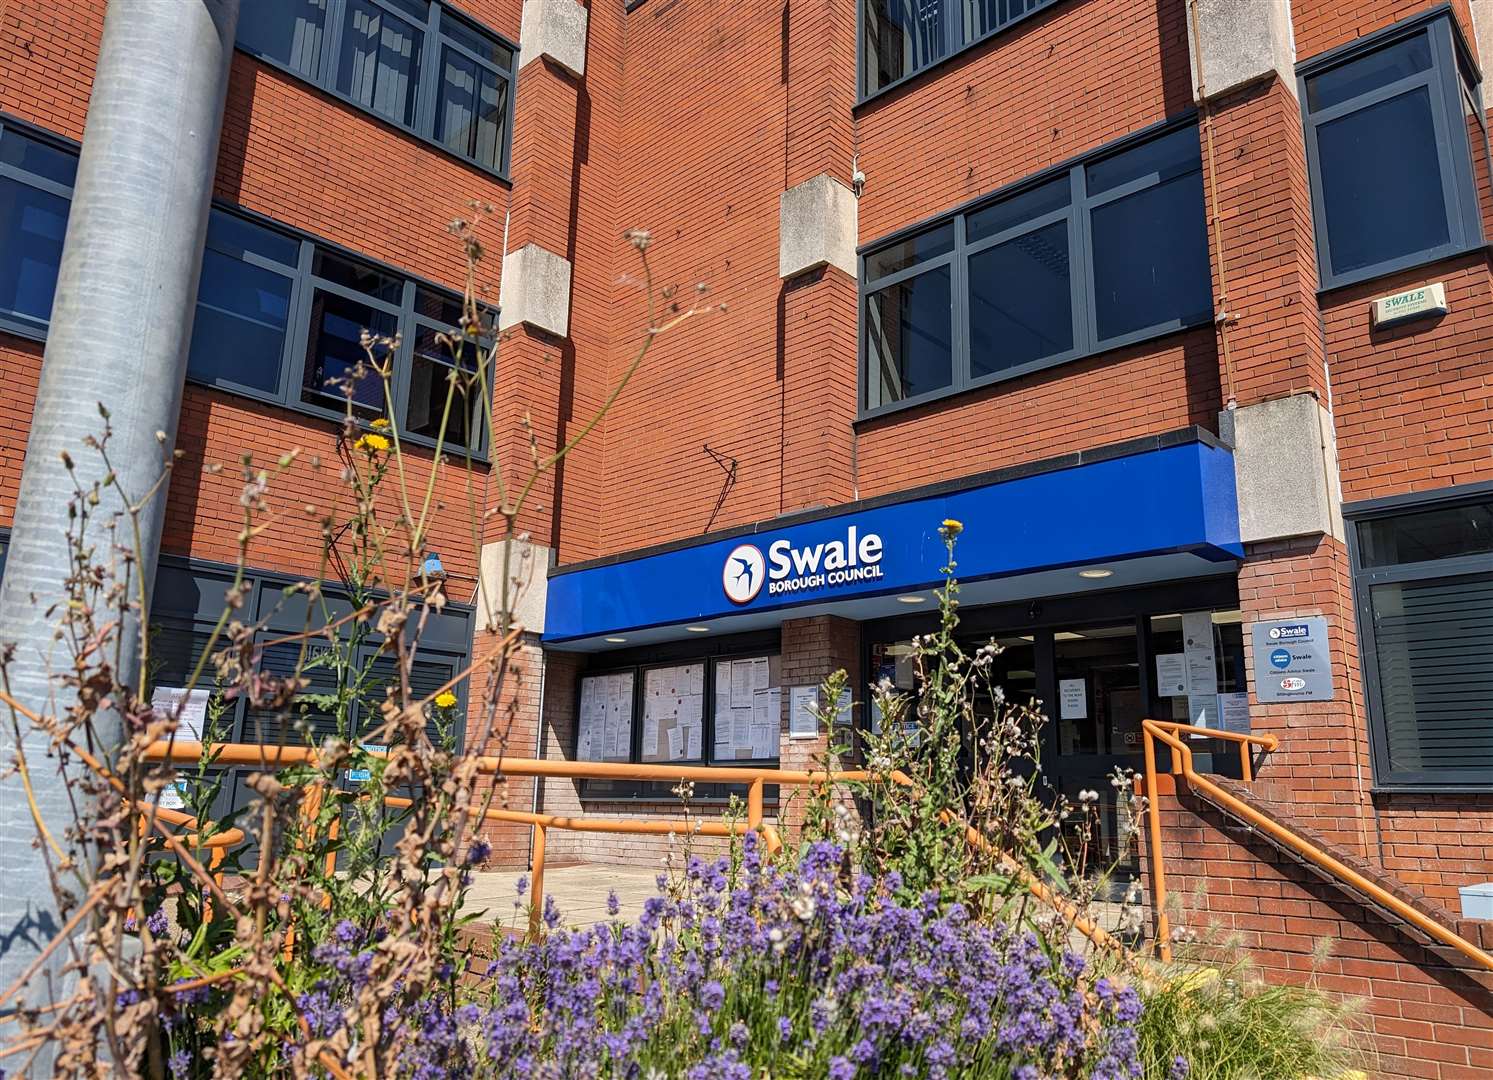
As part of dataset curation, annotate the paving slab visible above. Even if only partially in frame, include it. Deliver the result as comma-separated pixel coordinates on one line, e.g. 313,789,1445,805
464,863,661,931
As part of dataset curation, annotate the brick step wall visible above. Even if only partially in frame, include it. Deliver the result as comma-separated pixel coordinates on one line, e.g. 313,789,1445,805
1144,775,1493,1078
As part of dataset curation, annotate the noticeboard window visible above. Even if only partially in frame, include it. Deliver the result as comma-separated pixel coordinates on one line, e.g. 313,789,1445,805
639,663,705,763
573,650,781,801
575,671,635,763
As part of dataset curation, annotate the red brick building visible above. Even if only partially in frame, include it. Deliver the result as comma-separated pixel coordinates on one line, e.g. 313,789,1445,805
2,0,1491,1071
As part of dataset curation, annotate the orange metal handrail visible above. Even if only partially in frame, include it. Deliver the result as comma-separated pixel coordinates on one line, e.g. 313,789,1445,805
145,741,1129,953
1140,718,1493,971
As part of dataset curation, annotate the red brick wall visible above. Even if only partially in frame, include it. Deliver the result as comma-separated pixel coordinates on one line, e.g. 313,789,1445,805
1324,253,1493,503
1293,0,1477,63
1146,784,1493,1079
1236,535,1375,856
855,329,1220,497
1374,793,1493,905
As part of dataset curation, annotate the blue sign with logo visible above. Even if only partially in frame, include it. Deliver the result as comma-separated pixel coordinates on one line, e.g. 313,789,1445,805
545,439,1240,643
1269,648,1293,670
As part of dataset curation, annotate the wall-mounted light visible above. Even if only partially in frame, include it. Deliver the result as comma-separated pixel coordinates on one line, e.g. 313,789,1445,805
686,626,711,633
896,595,927,604
604,636,627,644
1078,568,1114,580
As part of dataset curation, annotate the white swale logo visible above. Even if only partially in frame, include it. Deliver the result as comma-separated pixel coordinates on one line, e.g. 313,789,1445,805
723,543,766,604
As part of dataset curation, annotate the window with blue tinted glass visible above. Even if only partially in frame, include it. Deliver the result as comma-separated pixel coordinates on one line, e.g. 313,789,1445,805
302,288,400,414
859,0,1058,96
234,0,515,175
860,122,1212,412
1090,172,1211,341
1301,14,1486,288
237,0,327,79
0,128,75,335
968,221,1072,378
187,211,298,395
1317,89,1449,275
0,179,69,331
0,122,490,451
339,0,424,126
865,266,953,407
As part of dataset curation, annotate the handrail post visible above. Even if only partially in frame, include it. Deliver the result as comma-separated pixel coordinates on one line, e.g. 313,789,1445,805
747,777,764,841
1142,723,1173,962
1239,739,1253,782
528,823,547,941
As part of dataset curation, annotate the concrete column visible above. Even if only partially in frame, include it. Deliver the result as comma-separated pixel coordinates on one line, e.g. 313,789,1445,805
0,0,239,995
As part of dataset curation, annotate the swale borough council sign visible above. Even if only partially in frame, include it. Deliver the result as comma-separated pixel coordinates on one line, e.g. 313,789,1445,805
723,526,886,606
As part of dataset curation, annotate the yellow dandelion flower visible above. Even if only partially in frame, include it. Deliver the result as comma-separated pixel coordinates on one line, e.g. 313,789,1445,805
940,518,963,538
370,417,391,430
354,433,391,453
434,690,458,709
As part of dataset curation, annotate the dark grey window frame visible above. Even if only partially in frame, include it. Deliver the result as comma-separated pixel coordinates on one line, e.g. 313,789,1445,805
236,0,518,181
149,554,476,821
574,637,784,803
858,115,1212,420
1345,480,1493,792
0,118,75,340
856,0,1066,105
0,117,494,460
1299,7,1488,292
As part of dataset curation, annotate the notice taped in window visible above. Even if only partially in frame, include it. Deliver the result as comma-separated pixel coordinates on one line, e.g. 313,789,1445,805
576,671,635,762
641,663,704,762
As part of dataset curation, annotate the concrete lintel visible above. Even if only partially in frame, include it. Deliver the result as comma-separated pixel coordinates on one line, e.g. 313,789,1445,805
519,0,588,79
477,538,553,634
498,244,572,337
1231,394,1345,545
1186,0,1297,102
779,174,857,280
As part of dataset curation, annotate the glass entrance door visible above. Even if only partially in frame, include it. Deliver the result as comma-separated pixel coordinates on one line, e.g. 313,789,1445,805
1048,623,1145,883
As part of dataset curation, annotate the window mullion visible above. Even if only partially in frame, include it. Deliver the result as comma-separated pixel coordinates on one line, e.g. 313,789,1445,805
282,240,318,408
390,280,418,425
322,0,349,91
1071,165,1096,356
415,1,442,137
952,212,969,392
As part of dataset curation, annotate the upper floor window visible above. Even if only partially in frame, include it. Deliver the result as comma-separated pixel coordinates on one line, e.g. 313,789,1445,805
238,0,515,176
1350,487,1493,789
860,0,1060,98
1300,12,1490,289
0,124,75,338
0,122,491,456
861,122,1212,413
189,209,493,454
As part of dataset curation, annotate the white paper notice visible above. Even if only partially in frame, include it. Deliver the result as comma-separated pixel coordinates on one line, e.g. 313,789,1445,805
151,687,211,810
1187,695,1215,729
667,726,684,760
151,686,209,741
732,708,752,748
834,689,852,726
686,724,701,759
1218,692,1251,734
1154,653,1187,697
642,716,659,757
789,685,819,738
1059,678,1087,720
730,661,752,708
751,658,770,692
1182,612,1218,697
749,723,776,759
752,688,773,725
